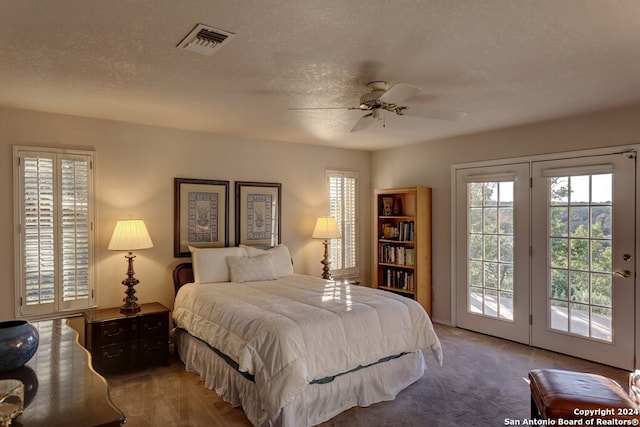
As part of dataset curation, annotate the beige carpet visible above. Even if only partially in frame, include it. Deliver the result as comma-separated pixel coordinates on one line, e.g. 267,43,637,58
107,324,629,426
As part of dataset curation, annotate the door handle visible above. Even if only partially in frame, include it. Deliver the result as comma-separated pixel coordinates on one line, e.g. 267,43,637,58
614,270,632,278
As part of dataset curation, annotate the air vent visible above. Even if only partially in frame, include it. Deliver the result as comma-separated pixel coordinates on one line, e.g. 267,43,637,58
177,24,235,56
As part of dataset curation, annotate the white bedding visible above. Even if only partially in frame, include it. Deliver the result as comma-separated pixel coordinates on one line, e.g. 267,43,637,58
172,274,442,421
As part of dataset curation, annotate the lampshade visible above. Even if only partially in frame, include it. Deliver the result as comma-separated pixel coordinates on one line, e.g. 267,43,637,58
108,219,154,251
312,216,341,240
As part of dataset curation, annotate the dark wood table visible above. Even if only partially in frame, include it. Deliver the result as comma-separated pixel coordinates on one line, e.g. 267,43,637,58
0,319,126,427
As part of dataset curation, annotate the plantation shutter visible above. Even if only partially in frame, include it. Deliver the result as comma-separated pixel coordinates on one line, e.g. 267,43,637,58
60,158,92,307
16,147,95,317
23,155,56,308
327,171,358,277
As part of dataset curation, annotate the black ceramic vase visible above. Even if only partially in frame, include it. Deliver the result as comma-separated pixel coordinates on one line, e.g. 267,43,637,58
0,320,39,372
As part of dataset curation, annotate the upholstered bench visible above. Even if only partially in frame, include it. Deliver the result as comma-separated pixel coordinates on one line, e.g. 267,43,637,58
529,369,638,421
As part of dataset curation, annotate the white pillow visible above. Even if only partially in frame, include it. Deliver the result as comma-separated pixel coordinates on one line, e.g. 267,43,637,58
240,244,294,277
227,253,277,283
190,246,248,283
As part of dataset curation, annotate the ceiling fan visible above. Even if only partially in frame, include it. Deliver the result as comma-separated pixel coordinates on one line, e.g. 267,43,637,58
289,81,468,132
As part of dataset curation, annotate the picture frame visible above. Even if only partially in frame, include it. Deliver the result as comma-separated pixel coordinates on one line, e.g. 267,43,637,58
174,178,229,257
381,196,394,216
235,181,281,247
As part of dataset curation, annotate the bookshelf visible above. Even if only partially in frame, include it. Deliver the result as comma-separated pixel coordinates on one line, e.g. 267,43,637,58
373,187,432,316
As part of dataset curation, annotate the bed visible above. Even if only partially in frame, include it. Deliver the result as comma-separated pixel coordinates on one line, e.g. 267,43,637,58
171,245,442,427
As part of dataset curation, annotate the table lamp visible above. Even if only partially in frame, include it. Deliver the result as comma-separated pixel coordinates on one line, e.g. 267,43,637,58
312,216,341,280
108,219,154,315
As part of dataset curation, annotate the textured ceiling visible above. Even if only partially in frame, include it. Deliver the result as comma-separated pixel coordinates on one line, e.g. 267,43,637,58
1,1,640,150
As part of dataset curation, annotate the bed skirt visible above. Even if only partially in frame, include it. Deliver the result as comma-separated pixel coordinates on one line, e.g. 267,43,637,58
171,328,426,427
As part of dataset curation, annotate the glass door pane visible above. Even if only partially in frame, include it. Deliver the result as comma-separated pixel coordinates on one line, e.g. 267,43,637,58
467,181,514,320
547,174,613,341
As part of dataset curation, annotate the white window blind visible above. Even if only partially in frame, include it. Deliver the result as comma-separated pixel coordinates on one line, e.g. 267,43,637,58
14,147,95,318
326,170,358,277
540,164,614,177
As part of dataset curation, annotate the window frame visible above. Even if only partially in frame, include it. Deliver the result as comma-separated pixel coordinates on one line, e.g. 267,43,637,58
325,170,359,278
13,145,97,319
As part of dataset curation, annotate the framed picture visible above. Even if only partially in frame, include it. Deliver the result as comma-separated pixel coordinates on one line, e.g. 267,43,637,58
174,178,229,257
381,196,394,216
235,181,281,247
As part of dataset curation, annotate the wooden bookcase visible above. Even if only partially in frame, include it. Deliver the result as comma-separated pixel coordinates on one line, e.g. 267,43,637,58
373,187,432,316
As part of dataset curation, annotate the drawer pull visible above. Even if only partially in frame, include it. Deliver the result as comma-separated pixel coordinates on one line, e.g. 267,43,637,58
103,348,124,359
103,327,124,338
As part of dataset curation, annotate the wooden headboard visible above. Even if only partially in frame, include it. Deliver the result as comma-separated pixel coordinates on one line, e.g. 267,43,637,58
172,262,194,295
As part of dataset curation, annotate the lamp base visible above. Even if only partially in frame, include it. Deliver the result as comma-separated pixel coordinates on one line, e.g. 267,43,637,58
320,240,332,280
120,252,141,316
120,302,141,315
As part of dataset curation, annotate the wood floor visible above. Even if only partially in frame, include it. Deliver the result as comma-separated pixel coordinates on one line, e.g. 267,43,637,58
108,358,251,426
106,324,630,426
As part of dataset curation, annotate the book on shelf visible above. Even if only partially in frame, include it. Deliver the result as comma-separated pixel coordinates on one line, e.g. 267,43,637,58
392,197,403,216
383,268,415,291
405,248,415,266
379,244,415,266
398,221,414,241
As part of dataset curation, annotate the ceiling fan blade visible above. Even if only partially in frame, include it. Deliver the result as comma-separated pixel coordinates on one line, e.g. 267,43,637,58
350,113,374,132
402,106,468,121
379,83,422,105
288,106,359,111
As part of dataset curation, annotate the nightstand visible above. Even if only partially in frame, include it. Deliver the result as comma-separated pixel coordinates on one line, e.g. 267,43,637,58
84,302,170,375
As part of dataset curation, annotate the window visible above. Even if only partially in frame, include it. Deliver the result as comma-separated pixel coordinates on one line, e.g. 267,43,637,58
326,170,358,278
13,146,96,318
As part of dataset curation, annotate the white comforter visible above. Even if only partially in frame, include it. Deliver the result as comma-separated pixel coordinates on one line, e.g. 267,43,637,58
172,274,442,419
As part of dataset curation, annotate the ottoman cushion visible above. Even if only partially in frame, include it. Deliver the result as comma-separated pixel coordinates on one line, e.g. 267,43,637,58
529,369,637,420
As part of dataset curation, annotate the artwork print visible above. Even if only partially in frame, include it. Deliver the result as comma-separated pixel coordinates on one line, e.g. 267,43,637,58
188,190,219,243
236,181,281,247
174,178,229,257
246,193,273,240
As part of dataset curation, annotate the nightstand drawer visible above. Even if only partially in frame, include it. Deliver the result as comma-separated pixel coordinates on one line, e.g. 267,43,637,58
97,342,130,373
138,314,168,337
97,320,133,345
134,336,169,365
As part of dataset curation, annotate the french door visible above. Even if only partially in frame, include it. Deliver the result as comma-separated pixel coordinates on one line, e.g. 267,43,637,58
455,149,637,369
531,153,636,369
455,163,530,344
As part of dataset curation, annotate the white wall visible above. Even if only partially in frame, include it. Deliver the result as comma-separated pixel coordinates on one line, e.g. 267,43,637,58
372,105,640,324
0,106,371,320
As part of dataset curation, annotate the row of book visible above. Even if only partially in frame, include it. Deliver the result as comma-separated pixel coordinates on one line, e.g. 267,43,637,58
380,221,415,241
381,268,415,291
379,244,415,266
